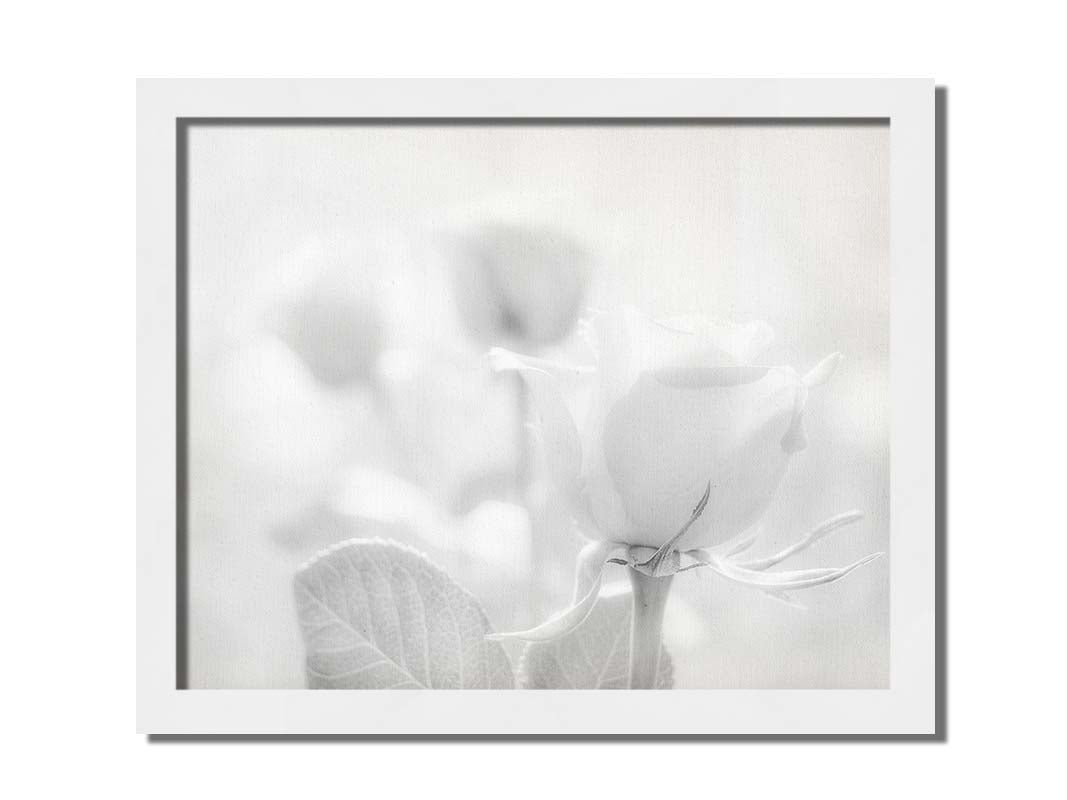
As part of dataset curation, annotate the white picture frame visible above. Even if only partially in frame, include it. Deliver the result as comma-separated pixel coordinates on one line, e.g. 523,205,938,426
137,78,937,736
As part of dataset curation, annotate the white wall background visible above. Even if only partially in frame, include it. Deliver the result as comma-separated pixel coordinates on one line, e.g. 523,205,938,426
4,1,1065,798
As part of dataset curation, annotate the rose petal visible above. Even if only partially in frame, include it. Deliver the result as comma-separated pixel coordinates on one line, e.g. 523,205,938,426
600,367,803,548
486,566,604,644
588,308,774,406
651,365,772,389
486,537,630,643
803,352,844,387
736,510,864,571
721,529,761,558
572,539,624,602
702,552,885,591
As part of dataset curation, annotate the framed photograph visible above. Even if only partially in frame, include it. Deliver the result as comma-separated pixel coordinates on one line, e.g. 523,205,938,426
137,78,937,736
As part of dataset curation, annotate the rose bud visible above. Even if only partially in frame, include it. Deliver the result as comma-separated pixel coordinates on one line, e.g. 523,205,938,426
446,222,588,349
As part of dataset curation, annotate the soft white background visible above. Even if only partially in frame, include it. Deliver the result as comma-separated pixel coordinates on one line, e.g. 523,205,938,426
186,123,889,690
3,1,1063,798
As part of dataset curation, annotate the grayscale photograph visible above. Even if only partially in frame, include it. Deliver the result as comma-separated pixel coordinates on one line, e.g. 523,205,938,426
185,121,889,690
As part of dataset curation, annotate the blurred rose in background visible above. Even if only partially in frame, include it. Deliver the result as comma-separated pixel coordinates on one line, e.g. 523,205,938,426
445,221,589,348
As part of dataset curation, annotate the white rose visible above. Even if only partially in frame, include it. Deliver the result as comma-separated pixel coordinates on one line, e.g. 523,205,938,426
492,307,840,549
487,307,881,645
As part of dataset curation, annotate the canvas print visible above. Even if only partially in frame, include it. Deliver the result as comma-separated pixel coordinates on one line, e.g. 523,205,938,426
185,122,889,690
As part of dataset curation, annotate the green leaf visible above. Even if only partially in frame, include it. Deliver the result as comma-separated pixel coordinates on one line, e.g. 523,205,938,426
517,585,673,689
294,538,514,689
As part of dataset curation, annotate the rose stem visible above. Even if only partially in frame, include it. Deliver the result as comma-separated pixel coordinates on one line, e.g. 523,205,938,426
627,569,674,689
513,372,532,492
513,373,546,621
